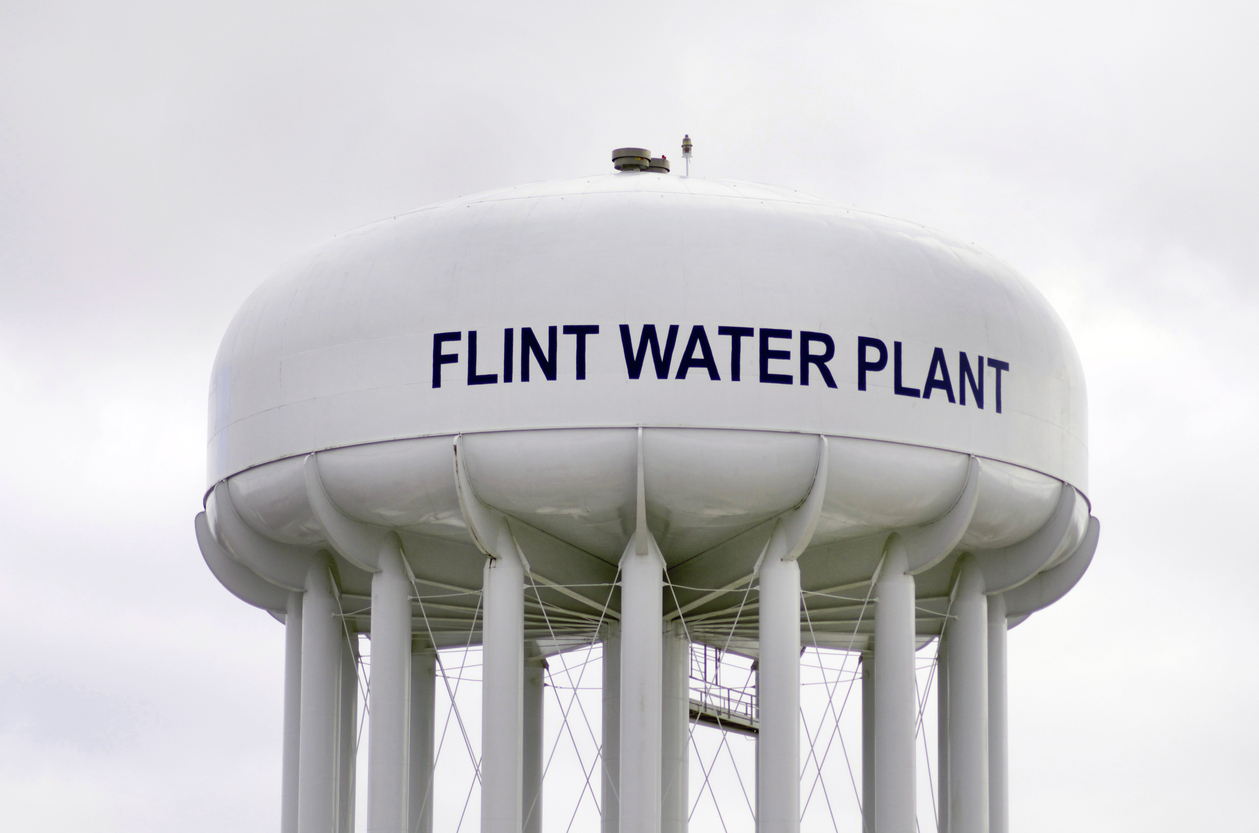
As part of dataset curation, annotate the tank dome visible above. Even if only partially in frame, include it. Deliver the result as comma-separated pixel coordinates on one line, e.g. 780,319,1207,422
209,172,1086,495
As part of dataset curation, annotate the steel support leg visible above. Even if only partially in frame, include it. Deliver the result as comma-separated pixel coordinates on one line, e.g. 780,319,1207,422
409,642,437,833
987,593,1008,833
368,548,411,833
938,630,950,833
298,558,342,833
603,623,622,833
524,653,546,833
861,649,875,833
283,591,304,833
619,542,663,833
661,622,690,833
339,632,358,833
758,553,801,833
946,555,989,833
873,538,915,833
481,534,525,833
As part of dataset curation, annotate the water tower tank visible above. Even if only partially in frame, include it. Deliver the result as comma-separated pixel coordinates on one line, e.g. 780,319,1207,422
196,149,1099,833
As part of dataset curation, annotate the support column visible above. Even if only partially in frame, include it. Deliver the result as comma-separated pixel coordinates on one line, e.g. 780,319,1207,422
873,538,915,833
937,631,950,833
619,540,663,833
482,531,525,833
757,553,801,833
753,664,760,823
524,653,546,833
298,557,342,833
602,624,622,833
987,593,1008,833
340,631,359,833
946,555,989,833
861,649,875,833
282,591,304,833
409,642,437,833
368,548,412,833
661,622,690,833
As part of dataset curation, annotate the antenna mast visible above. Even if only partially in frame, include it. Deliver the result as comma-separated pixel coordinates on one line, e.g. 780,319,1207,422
681,134,693,177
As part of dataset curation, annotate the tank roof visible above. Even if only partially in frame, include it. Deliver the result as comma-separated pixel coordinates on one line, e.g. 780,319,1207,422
208,172,1087,495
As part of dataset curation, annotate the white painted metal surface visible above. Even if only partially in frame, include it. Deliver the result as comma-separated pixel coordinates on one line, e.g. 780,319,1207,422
602,623,621,833
757,552,801,833
281,592,302,833
861,651,875,833
660,623,689,833
873,540,917,833
945,556,989,833
987,594,1009,833
938,632,951,833
297,558,342,833
367,547,411,833
208,175,1087,494
409,645,436,833
195,166,1101,833
619,532,664,833
523,654,545,833
481,534,525,833
338,635,358,833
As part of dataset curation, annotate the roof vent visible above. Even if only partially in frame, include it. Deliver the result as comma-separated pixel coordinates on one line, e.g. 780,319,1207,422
646,156,670,173
612,147,652,171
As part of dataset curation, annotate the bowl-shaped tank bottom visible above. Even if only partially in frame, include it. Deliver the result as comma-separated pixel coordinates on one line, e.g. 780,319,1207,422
220,428,1072,561
208,427,1085,651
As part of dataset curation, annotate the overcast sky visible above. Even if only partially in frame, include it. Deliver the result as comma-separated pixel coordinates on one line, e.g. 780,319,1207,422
2,1,1256,831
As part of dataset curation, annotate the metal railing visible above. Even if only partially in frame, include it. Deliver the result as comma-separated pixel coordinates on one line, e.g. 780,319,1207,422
688,642,758,735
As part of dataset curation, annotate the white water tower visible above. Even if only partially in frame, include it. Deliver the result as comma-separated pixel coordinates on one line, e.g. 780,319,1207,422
197,144,1099,833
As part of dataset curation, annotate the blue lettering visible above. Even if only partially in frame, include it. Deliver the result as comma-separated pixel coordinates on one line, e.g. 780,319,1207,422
893,341,920,398
988,358,1009,413
857,336,888,391
521,326,557,382
676,325,721,380
718,326,754,381
759,328,793,385
923,347,955,403
800,331,837,388
959,352,983,408
620,324,680,379
432,332,461,388
563,325,600,380
467,330,498,385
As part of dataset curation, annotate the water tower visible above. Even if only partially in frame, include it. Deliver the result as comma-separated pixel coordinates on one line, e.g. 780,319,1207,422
196,144,1099,833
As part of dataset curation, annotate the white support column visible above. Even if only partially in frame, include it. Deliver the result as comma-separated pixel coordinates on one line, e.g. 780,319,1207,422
937,631,951,833
298,558,342,833
873,538,916,833
757,552,801,833
409,641,437,833
619,537,664,833
482,528,526,833
946,555,989,833
987,593,1008,833
368,548,412,833
340,632,359,833
283,591,304,833
861,649,875,833
524,653,546,833
661,622,690,833
753,664,760,824
602,624,622,833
